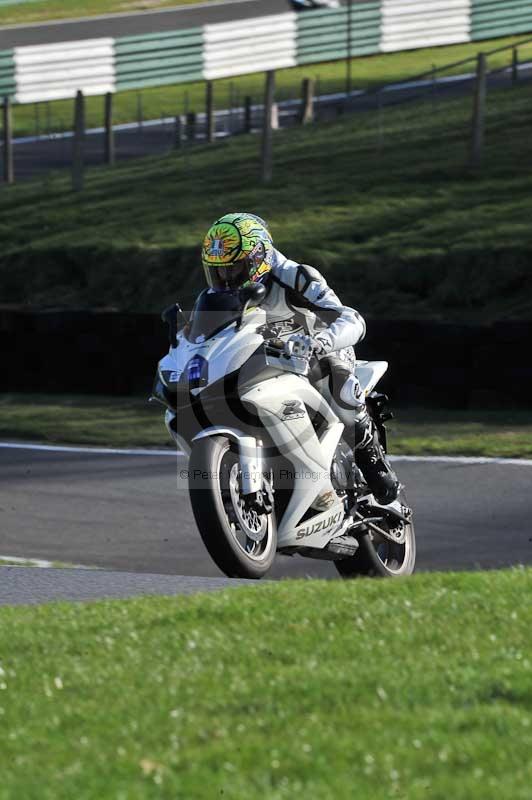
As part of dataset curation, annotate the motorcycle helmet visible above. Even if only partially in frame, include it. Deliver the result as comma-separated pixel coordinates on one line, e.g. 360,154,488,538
201,212,274,292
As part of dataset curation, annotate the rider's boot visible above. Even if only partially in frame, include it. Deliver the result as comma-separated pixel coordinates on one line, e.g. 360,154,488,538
343,409,399,505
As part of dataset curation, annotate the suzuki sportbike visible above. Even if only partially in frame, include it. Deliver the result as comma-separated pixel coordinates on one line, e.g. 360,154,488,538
152,284,416,579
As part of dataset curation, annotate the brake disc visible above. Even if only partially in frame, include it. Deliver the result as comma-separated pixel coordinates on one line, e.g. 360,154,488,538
228,465,268,543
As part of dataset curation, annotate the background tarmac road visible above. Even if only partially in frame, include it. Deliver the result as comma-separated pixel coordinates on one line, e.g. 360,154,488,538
0,0,292,49
1,447,530,579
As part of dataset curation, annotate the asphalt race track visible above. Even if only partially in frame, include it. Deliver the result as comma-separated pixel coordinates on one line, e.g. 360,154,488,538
0,0,291,49
0,445,530,604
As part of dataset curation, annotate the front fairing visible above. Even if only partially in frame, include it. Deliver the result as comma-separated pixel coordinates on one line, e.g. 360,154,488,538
173,306,267,394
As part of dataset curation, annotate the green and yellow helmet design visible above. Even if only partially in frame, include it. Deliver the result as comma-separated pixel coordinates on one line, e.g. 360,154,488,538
201,212,274,292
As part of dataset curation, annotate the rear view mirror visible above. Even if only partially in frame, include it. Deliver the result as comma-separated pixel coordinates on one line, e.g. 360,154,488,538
236,283,267,329
239,282,267,307
161,303,188,346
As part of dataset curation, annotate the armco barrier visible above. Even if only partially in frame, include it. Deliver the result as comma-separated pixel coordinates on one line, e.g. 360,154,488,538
297,4,381,64
204,13,297,80
14,38,115,104
115,28,203,92
471,0,532,40
1,310,530,407
2,2,532,103
0,48,15,97
381,0,470,52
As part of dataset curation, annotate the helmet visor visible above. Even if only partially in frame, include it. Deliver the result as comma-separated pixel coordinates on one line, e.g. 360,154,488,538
204,259,251,292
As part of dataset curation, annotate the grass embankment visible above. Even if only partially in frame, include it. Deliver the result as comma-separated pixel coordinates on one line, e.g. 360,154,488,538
0,0,207,26
0,569,531,799
9,35,532,138
1,395,531,457
2,83,532,320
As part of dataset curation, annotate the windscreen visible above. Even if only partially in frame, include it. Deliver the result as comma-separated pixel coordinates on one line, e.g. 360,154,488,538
186,289,242,343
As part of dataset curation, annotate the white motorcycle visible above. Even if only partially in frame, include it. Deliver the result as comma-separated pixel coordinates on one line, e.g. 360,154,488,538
152,284,416,580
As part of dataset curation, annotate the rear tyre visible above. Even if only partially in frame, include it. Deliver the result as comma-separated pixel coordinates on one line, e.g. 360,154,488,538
335,490,416,578
188,436,276,579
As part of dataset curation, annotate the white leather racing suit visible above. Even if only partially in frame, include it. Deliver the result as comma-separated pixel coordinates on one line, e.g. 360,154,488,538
261,250,399,503
262,249,367,419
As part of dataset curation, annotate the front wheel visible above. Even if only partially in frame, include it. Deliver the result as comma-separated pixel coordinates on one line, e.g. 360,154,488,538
188,436,276,579
335,490,416,578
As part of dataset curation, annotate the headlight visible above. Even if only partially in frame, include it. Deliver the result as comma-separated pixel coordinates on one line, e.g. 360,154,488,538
187,355,209,390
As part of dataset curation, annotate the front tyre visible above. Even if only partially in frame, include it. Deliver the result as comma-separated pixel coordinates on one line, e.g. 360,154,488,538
188,436,276,579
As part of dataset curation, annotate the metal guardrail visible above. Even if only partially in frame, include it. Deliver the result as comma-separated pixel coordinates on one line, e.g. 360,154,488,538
115,27,204,92
1,1,532,104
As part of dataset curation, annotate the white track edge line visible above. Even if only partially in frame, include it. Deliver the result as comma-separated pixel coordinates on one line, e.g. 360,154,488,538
1,441,531,465
0,442,182,456
0,554,96,569
389,455,532,467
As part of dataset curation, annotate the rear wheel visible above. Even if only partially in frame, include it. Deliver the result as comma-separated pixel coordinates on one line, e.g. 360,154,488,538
335,490,416,578
188,436,276,579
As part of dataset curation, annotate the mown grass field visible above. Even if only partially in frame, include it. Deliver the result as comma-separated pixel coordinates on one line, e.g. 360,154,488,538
0,0,208,25
10,35,532,138
2,82,532,321
0,569,530,799
1,395,531,457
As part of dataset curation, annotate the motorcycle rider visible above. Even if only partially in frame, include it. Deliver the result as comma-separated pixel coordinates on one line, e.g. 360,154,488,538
200,212,399,505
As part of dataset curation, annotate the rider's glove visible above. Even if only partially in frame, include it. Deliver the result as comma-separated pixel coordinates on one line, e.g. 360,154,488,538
286,333,332,359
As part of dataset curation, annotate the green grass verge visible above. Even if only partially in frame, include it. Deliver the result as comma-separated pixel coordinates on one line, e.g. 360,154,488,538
0,394,169,449
10,35,532,139
2,81,532,321
0,569,531,798
389,408,532,459
0,0,212,26
1,395,531,456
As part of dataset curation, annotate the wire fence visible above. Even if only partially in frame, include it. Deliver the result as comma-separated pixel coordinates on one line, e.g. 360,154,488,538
1,35,532,186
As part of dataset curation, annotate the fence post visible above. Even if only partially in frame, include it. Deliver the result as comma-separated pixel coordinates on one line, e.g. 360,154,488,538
271,102,279,131
228,81,235,135
244,96,253,134
377,89,383,152
470,53,487,170
34,103,40,138
174,114,183,148
104,92,115,165
206,81,214,143
136,91,143,130
512,47,519,86
346,0,353,96
72,89,85,192
2,97,14,184
261,70,275,184
186,111,196,144
300,78,314,124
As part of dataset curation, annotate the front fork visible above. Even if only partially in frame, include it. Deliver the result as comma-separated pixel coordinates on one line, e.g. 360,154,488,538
192,427,264,493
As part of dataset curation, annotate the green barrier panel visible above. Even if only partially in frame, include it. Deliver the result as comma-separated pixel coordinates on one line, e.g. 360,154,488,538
297,4,380,66
471,0,532,40
115,27,204,90
0,49,15,97
115,28,203,54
